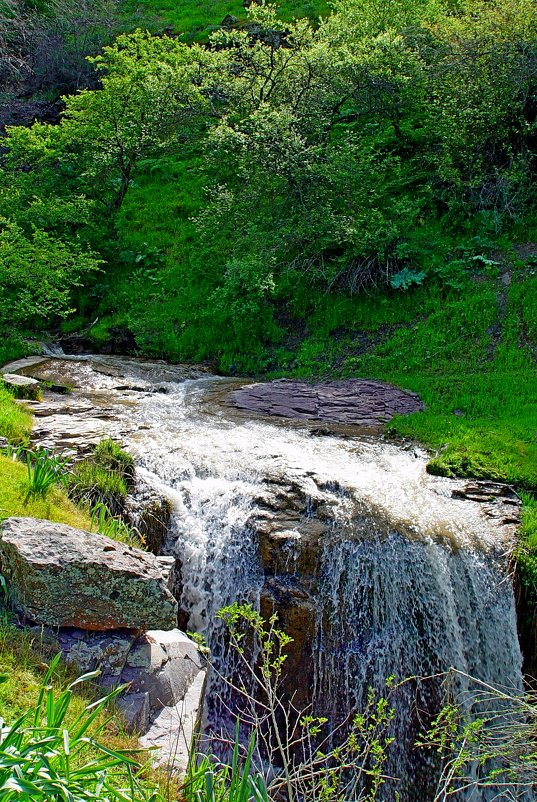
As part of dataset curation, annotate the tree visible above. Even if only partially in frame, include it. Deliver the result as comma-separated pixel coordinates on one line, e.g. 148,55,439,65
4,30,222,215
0,220,101,333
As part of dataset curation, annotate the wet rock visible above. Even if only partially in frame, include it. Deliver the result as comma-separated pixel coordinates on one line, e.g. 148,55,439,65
229,378,423,427
221,14,238,26
125,479,172,555
0,517,178,631
452,481,521,526
261,582,317,710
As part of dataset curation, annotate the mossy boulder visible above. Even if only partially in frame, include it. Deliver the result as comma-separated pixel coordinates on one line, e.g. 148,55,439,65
0,517,177,630
1,373,40,400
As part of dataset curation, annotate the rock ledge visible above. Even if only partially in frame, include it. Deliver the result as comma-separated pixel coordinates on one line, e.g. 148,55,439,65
229,378,423,427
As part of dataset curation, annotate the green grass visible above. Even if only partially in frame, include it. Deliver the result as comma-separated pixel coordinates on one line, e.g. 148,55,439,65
514,494,537,600
0,337,34,370
94,437,135,486
67,460,128,513
0,454,91,528
259,265,537,493
121,0,330,40
0,388,32,444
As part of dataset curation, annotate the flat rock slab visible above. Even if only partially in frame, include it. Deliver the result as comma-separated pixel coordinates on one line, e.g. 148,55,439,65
229,379,423,427
0,517,177,631
1,373,40,400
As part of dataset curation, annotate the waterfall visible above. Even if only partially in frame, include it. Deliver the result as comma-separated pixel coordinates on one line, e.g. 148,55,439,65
16,357,529,800
313,533,523,800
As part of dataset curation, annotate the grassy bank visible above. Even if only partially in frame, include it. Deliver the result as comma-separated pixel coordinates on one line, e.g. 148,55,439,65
121,0,330,40
0,396,168,797
0,613,171,800
0,453,91,528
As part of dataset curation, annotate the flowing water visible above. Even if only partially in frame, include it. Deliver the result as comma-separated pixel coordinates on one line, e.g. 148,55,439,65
12,354,525,800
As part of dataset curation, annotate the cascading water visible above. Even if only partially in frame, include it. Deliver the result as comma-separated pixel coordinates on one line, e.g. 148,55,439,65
314,533,523,800
11,355,528,800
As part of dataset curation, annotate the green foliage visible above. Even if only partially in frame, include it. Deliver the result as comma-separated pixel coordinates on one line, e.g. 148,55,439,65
418,669,537,798
185,730,268,802
25,448,69,497
93,438,135,487
90,502,142,548
67,461,128,516
212,604,396,802
0,338,33,370
0,219,101,336
0,388,32,445
0,653,163,801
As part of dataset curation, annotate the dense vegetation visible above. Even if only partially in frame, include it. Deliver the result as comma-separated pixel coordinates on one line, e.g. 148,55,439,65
1,0,536,494
1,0,537,552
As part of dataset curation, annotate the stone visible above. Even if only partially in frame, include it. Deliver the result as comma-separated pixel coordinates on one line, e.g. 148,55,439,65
117,692,150,734
140,667,207,773
148,628,200,662
125,480,172,555
120,629,203,710
221,13,238,26
125,638,167,671
0,517,178,631
1,373,40,400
58,628,136,676
228,378,423,428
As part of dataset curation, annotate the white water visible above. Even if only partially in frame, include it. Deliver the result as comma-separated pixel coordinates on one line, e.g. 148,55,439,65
17,355,526,800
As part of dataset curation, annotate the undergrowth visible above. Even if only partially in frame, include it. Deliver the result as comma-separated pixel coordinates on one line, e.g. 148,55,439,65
0,454,90,529
0,617,168,800
0,389,32,445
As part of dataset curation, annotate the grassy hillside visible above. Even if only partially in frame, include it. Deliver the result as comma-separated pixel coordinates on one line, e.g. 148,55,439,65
122,0,330,39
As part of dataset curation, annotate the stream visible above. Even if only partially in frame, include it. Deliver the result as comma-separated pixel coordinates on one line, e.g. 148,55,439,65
7,353,526,801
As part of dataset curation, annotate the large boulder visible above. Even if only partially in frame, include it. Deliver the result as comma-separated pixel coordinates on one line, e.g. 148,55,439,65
0,518,178,631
